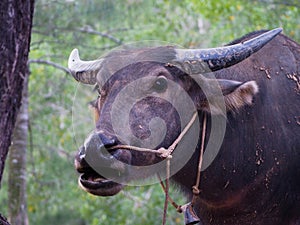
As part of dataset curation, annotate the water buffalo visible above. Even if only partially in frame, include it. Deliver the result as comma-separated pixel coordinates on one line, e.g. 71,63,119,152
69,28,300,225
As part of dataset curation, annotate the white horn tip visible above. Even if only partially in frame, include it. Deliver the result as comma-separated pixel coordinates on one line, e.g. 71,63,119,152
68,48,80,70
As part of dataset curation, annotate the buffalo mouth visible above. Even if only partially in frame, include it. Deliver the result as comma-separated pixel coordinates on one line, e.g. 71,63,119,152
75,145,132,196
78,169,124,196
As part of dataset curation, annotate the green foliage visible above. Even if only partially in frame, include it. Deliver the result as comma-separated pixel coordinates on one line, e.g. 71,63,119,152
186,0,300,45
0,0,299,224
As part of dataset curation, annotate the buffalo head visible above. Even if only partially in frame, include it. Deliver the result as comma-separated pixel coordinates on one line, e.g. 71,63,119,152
69,29,281,197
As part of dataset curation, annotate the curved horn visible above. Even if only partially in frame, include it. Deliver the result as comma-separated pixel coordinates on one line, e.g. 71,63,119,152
172,28,282,74
68,48,103,84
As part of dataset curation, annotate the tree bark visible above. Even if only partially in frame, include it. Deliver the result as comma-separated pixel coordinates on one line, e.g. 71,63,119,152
8,76,29,225
0,0,34,224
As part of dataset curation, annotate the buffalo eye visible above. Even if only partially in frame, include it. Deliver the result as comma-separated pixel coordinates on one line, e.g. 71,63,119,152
152,76,168,93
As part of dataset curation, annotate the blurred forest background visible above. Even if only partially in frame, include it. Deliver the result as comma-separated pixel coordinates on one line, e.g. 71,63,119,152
0,0,299,224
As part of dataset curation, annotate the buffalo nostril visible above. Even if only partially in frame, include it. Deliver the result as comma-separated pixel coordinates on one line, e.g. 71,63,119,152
98,133,117,148
80,131,119,166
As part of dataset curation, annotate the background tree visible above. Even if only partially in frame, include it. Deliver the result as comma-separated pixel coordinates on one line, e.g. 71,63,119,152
0,0,34,224
8,76,29,225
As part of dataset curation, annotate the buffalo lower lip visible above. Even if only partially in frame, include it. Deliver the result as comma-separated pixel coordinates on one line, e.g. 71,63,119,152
78,173,124,196
79,173,114,187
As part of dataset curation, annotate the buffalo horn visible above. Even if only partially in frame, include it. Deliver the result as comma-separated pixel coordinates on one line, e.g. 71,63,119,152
173,28,282,74
68,48,103,85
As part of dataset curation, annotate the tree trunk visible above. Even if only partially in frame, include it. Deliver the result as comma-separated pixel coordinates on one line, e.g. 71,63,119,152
0,0,34,224
8,76,29,225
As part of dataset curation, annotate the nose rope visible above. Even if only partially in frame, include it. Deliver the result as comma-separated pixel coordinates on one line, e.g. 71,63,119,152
161,157,171,225
108,111,198,159
107,111,205,225
159,112,206,225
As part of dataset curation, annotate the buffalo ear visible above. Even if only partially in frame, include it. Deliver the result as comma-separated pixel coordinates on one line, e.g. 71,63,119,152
201,79,259,114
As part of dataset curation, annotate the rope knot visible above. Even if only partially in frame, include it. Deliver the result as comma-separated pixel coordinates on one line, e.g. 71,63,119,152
157,147,172,158
176,205,183,213
192,185,200,195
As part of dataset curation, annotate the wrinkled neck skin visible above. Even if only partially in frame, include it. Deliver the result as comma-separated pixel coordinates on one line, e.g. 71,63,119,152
171,111,299,225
